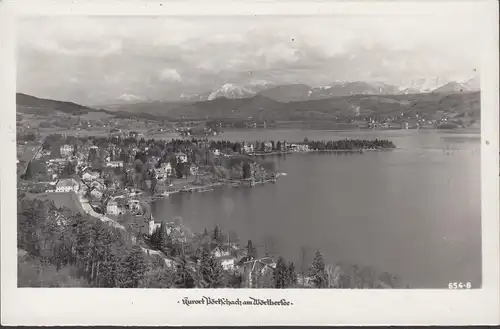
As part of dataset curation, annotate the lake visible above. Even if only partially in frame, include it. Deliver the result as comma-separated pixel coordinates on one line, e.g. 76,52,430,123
152,129,481,288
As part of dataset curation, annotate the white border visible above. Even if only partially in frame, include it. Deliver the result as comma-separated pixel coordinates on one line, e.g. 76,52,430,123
1,1,499,326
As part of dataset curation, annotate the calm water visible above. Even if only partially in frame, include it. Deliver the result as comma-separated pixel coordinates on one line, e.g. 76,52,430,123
152,129,481,288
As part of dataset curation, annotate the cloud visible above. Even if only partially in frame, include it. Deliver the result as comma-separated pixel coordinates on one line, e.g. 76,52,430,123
17,14,482,104
159,68,182,82
117,93,144,102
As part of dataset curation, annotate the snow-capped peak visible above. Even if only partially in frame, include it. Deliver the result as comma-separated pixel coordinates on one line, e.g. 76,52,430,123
117,93,144,102
207,83,255,100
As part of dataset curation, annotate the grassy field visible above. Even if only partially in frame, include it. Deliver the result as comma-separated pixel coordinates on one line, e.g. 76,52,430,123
33,192,85,215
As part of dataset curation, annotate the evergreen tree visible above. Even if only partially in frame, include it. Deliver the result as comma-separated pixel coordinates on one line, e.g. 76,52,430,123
242,161,251,179
211,225,221,246
288,261,297,287
245,240,257,259
174,255,195,288
276,140,282,151
157,222,170,254
309,250,328,288
273,256,289,288
197,246,225,288
120,245,148,288
175,161,184,179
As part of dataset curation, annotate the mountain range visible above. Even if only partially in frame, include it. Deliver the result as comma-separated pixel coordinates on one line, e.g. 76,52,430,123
18,88,481,123
158,77,480,104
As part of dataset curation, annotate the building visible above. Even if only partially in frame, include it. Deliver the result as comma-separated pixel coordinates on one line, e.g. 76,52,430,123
82,170,100,182
161,162,173,176
211,245,231,258
55,178,80,193
90,187,103,200
219,256,237,271
212,149,221,156
264,142,273,152
106,199,123,216
243,143,254,154
60,144,74,157
106,160,124,168
175,152,188,163
189,164,199,176
290,143,309,152
236,256,277,288
90,180,105,191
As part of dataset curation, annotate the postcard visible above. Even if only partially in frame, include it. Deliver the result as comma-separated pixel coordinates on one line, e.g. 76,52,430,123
1,0,499,326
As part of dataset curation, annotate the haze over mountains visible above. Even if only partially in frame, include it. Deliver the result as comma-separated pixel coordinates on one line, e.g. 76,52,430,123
101,76,480,107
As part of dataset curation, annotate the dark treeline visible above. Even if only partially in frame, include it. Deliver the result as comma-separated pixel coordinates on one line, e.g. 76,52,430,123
305,138,396,151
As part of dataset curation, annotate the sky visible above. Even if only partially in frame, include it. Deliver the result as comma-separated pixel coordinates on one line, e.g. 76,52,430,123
17,13,482,105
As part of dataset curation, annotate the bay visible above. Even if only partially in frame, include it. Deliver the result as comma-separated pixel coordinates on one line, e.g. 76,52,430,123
152,129,481,288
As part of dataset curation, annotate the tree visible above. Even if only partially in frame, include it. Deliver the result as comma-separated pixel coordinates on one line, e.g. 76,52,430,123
211,225,221,246
242,161,251,179
120,245,148,288
174,255,195,288
175,161,184,179
245,240,257,259
273,257,289,288
196,246,225,288
309,250,328,288
276,140,282,151
288,261,297,287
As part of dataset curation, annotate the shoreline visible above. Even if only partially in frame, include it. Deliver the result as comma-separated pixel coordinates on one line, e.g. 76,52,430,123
146,147,394,203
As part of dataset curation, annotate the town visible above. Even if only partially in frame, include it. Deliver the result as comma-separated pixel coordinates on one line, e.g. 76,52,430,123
17,130,400,289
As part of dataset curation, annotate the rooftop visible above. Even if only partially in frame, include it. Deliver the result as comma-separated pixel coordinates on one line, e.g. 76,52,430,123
56,178,78,187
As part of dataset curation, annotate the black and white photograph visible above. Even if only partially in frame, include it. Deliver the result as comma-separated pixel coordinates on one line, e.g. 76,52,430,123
1,0,499,326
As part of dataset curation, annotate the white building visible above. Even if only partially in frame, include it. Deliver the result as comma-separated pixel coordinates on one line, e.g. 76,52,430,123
106,160,124,168
175,152,188,163
212,149,221,156
189,165,199,176
211,245,231,258
161,162,173,176
55,178,80,193
106,200,122,216
60,144,74,157
220,257,236,270
243,143,254,154
82,171,100,182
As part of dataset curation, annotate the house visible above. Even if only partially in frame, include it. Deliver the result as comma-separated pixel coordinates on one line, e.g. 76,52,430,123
211,245,231,258
175,152,188,163
237,256,277,288
60,144,74,157
161,162,173,176
55,178,80,193
106,199,122,216
90,180,105,191
243,143,254,154
146,216,162,236
219,256,237,271
82,170,100,182
212,149,221,156
189,164,199,176
90,187,103,200
264,142,273,152
106,160,124,168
